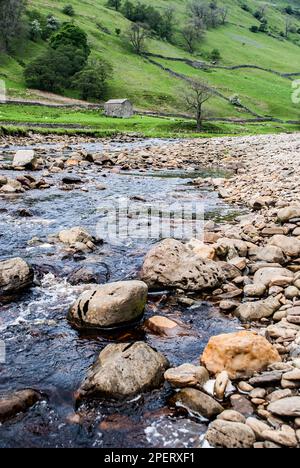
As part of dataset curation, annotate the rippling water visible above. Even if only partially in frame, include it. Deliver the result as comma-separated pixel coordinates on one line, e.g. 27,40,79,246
0,139,241,448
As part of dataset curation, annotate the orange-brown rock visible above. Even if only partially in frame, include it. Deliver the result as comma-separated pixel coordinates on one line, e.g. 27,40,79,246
201,331,281,380
145,315,185,337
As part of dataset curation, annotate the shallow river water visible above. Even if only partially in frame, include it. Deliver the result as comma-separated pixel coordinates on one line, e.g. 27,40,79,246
0,138,242,448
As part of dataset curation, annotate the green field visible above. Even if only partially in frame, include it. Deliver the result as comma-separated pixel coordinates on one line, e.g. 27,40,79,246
0,104,299,138
0,0,300,125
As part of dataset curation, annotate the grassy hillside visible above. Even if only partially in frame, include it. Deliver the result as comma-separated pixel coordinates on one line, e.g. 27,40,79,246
0,0,300,123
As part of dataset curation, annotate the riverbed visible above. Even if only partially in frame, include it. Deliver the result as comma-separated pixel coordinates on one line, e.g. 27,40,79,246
0,137,242,448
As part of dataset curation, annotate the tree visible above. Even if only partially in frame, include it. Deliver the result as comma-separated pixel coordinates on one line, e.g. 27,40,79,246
285,16,293,38
46,15,60,35
158,6,175,41
219,6,229,25
26,10,60,40
188,1,208,24
185,81,212,131
50,23,90,59
29,19,43,42
24,44,88,91
24,48,63,92
127,23,148,54
0,0,26,52
181,25,199,54
72,59,113,100
107,0,122,11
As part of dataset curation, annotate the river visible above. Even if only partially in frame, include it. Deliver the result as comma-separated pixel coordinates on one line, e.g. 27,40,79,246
0,138,242,448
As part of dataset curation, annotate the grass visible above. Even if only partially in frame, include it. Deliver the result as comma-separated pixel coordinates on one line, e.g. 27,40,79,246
154,58,300,120
0,103,299,139
0,0,300,123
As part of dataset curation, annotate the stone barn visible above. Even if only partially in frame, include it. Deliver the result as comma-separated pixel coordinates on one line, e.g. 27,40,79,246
104,99,134,118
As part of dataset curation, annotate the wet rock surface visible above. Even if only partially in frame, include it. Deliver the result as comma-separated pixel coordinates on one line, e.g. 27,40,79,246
0,389,42,422
0,257,34,303
77,342,169,399
140,238,224,292
68,280,148,329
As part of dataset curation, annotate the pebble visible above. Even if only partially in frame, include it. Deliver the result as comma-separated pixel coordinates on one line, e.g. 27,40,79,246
262,426,298,448
217,410,246,424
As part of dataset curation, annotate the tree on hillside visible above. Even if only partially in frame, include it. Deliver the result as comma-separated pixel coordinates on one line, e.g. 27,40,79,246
219,6,229,25
188,1,208,24
181,24,203,54
24,24,90,92
184,81,212,131
285,16,293,38
107,0,122,11
159,7,176,42
127,23,149,55
50,23,90,59
187,0,224,29
72,59,113,100
24,44,88,91
0,0,26,52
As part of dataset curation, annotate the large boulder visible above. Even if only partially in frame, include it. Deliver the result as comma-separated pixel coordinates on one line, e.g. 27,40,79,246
277,206,300,223
235,295,281,322
268,235,300,257
76,342,169,399
0,389,41,422
249,246,285,265
12,150,37,169
253,267,293,287
68,281,148,329
206,420,256,448
201,331,281,380
0,257,34,303
140,239,223,291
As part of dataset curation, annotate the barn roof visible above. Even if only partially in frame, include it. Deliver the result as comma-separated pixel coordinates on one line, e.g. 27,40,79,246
105,99,130,104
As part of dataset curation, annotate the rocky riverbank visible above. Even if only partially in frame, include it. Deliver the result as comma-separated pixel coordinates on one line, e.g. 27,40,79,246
1,132,300,448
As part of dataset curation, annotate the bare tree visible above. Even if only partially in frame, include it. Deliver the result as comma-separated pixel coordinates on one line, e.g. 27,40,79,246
285,16,293,38
0,0,26,52
209,1,220,28
259,3,268,17
219,6,229,25
127,23,149,55
185,81,212,131
191,16,206,38
188,0,208,23
181,24,203,54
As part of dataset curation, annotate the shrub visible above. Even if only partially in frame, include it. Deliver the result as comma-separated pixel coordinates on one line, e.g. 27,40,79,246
210,48,221,62
250,25,259,33
62,4,75,16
